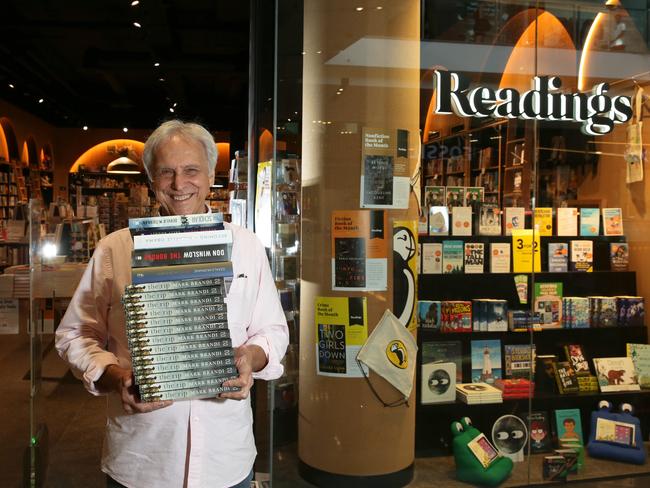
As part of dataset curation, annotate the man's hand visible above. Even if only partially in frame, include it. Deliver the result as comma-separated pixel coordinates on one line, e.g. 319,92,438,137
220,345,266,400
97,364,173,414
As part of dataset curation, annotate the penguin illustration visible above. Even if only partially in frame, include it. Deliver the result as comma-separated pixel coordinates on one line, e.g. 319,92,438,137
393,226,416,326
390,342,405,366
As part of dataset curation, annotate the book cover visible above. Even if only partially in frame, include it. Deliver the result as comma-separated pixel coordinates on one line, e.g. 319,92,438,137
593,357,641,392
610,242,629,271
504,344,536,378
569,240,593,272
464,187,484,207
535,355,558,392
602,208,624,236
424,186,446,207
548,242,569,272
446,186,466,210
421,243,442,274
579,208,600,236
131,244,231,268
503,207,525,236
442,240,464,274
552,361,580,394
128,213,224,233
442,301,472,332
470,339,502,384
626,343,650,388
452,206,473,236
463,242,484,273
564,344,590,375
594,417,636,446
525,411,553,453
421,340,462,382
543,456,568,481
418,300,441,330
556,208,578,236
429,206,450,235
131,262,234,285
133,229,233,250
467,433,500,468
486,300,508,331
489,243,511,273
478,203,501,236
362,155,393,205
534,207,553,236
420,362,456,404
618,297,645,327
418,206,428,235
554,408,584,445
534,282,563,328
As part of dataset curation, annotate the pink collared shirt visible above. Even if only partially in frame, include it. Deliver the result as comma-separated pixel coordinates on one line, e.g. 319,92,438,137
55,222,289,488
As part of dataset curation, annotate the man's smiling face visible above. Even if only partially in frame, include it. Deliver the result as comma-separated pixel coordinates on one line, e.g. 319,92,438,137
151,135,212,216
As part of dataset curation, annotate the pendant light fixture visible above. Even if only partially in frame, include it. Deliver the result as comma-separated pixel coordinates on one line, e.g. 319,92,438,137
107,147,141,174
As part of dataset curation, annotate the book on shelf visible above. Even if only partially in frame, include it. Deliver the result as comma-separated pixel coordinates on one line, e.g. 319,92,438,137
563,297,590,328
618,296,644,327
456,382,503,404
543,456,568,481
418,206,428,235
470,339,502,384
588,296,618,327
504,344,536,379
548,242,569,272
534,207,553,236
556,208,578,236
421,340,463,382
594,417,636,446
494,378,534,399
463,242,484,273
478,147,493,169
452,207,472,236
446,186,465,210
442,240,464,274
422,242,442,274
563,344,590,375
534,282,563,328
420,362,456,404
424,186,446,207
569,240,593,272
535,354,558,393
602,208,624,236
503,207,525,236
464,187,484,207
579,208,600,236
626,343,650,389
593,357,641,392
525,411,553,454
552,361,580,394
554,408,584,445
441,301,472,332
609,242,629,271
477,203,501,236
418,300,441,330
428,206,449,235
489,243,511,273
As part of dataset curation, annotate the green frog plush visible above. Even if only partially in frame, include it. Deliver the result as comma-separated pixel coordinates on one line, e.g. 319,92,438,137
451,417,514,486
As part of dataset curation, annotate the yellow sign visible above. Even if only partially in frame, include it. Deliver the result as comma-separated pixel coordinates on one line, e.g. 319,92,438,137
512,229,541,273
386,340,408,369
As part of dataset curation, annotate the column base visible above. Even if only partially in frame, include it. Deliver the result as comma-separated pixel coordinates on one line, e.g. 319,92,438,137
298,459,414,488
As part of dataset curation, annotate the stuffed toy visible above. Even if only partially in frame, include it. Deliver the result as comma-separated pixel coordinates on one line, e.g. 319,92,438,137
587,401,646,465
451,417,514,486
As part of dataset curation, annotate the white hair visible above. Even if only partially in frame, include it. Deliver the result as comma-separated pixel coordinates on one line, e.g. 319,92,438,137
143,120,217,180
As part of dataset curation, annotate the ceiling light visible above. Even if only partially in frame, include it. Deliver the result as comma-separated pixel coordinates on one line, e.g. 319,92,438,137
38,98,44,103
301,51,306,55
158,77,165,82
131,1,140,6
133,22,142,28
107,156,140,174
169,107,174,113
356,7,364,12
83,126,88,131
316,50,322,54
8,83,14,89
173,102,177,107
123,127,129,133
376,6,383,10
154,62,160,67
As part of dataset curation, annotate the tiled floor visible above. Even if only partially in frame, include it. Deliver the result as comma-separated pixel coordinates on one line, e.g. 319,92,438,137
2,334,650,488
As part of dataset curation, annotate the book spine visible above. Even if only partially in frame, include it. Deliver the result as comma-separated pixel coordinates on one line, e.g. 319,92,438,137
126,303,228,320
136,365,238,385
132,347,235,366
130,224,225,236
133,357,236,377
131,262,234,285
127,312,228,328
129,213,224,231
138,373,238,393
133,229,233,250
130,338,232,357
128,329,231,347
124,294,225,311
140,384,240,402
124,278,226,294
132,244,232,267
127,321,230,339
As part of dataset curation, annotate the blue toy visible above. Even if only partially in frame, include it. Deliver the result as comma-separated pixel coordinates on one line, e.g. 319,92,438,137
587,401,647,465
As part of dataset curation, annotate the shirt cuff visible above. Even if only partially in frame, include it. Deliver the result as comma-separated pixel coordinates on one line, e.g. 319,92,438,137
82,352,120,396
246,335,284,381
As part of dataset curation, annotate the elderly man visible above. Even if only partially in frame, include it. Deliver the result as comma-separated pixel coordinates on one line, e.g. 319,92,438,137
56,120,289,488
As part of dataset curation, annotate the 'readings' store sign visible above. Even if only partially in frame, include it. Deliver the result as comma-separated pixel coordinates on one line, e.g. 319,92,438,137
433,70,632,136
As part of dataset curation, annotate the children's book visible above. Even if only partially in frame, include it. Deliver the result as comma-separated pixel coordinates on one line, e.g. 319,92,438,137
534,282,563,328
525,411,553,453
626,343,650,389
421,340,462,382
563,344,590,375
593,357,641,392
602,208,624,236
470,339,502,384
554,408,584,445
504,344,536,379
421,362,456,404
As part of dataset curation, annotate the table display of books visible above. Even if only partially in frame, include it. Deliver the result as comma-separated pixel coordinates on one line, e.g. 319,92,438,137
123,213,240,401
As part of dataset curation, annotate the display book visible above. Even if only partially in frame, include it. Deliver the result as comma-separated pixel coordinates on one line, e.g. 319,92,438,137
124,213,240,401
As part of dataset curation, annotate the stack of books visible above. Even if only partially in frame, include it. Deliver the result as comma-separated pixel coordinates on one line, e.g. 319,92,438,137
456,383,503,404
123,213,240,402
493,378,534,399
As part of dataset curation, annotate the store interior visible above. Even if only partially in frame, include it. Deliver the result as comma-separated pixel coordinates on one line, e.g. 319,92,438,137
2,1,650,487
